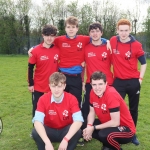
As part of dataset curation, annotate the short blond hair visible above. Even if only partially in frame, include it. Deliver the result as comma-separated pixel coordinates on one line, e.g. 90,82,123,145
49,72,66,85
117,19,131,29
65,16,79,27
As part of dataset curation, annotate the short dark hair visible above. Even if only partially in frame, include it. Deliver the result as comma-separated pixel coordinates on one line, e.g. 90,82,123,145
49,72,66,86
88,22,103,33
90,71,106,83
42,25,57,36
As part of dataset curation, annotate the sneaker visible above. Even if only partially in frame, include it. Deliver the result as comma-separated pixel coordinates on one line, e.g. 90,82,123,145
77,138,84,146
131,134,140,145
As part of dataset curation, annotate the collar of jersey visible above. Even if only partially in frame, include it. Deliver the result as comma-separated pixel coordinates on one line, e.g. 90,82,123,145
66,34,77,39
51,93,64,103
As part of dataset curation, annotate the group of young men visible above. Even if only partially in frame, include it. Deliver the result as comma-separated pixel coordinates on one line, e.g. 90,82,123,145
27,16,147,150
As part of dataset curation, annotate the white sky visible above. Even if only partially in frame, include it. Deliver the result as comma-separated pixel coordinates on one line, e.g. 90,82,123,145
32,0,148,30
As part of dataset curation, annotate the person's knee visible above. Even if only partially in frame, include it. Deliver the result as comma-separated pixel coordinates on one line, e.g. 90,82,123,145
71,129,82,141
98,131,107,142
32,128,40,140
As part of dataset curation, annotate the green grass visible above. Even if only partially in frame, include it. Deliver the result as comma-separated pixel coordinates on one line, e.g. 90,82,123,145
0,55,150,150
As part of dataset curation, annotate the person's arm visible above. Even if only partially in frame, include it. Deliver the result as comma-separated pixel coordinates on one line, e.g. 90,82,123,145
34,121,54,150
28,46,36,57
87,106,96,125
95,111,120,130
83,106,95,141
82,64,86,93
28,63,35,92
58,111,83,150
101,38,112,52
138,55,147,84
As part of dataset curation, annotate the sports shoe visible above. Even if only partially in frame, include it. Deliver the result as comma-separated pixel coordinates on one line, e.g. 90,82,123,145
131,134,140,145
76,138,84,146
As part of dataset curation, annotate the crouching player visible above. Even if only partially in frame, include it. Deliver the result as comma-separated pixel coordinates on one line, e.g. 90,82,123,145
83,71,135,150
32,72,84,150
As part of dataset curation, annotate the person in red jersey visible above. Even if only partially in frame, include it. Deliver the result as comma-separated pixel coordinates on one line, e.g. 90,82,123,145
32,72,83,150
82,71,135,150
110,19,147,145
28,16,111,108
28,25,59,117
82,22,113,120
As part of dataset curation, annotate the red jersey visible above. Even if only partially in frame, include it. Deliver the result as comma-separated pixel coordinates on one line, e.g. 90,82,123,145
110,36,144,79
54,35,90,68
90,86,136,133
85,43,113,85
28,44,59,92
36,92,80,129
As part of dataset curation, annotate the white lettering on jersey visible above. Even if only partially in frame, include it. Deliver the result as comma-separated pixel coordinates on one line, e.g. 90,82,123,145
62,43,71,47
88,52,96,57
49,110,57,115
93,102,99,108
40,55,49,60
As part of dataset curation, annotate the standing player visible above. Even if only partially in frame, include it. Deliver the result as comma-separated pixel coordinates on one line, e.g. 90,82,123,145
28,25,59,118
28,16,110,108
82,71,136,150
32,72,83,150
110,19,147,145
82,22,113,120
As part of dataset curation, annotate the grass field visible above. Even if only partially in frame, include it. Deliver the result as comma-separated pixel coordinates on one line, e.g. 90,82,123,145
0,55,150,150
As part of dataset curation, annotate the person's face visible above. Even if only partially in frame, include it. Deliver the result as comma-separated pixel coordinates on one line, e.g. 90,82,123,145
42,34,56,46
89,28,103,41
91,79,107,97
49,82,66,99
117,25,131,41
65,24,78,38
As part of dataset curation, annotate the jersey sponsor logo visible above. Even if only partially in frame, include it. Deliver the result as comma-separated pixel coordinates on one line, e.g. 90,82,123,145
62,110,69,120
88,52,96,57
102,52,107,61
48,110,57,115
40,55,49,60
125,51,131,60
77,42,82,51
93,102,99,108
54,54,59,63
113,49,120,54
62,43,71,47
101,104,108,114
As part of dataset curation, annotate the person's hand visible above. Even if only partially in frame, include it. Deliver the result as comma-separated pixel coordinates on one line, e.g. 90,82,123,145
139,79,142,85
58,139,68,150
28,86,34,92
81,61,85,67
83,126,94,141
45,141,54,150
28,47,33,57
106,40,112,54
